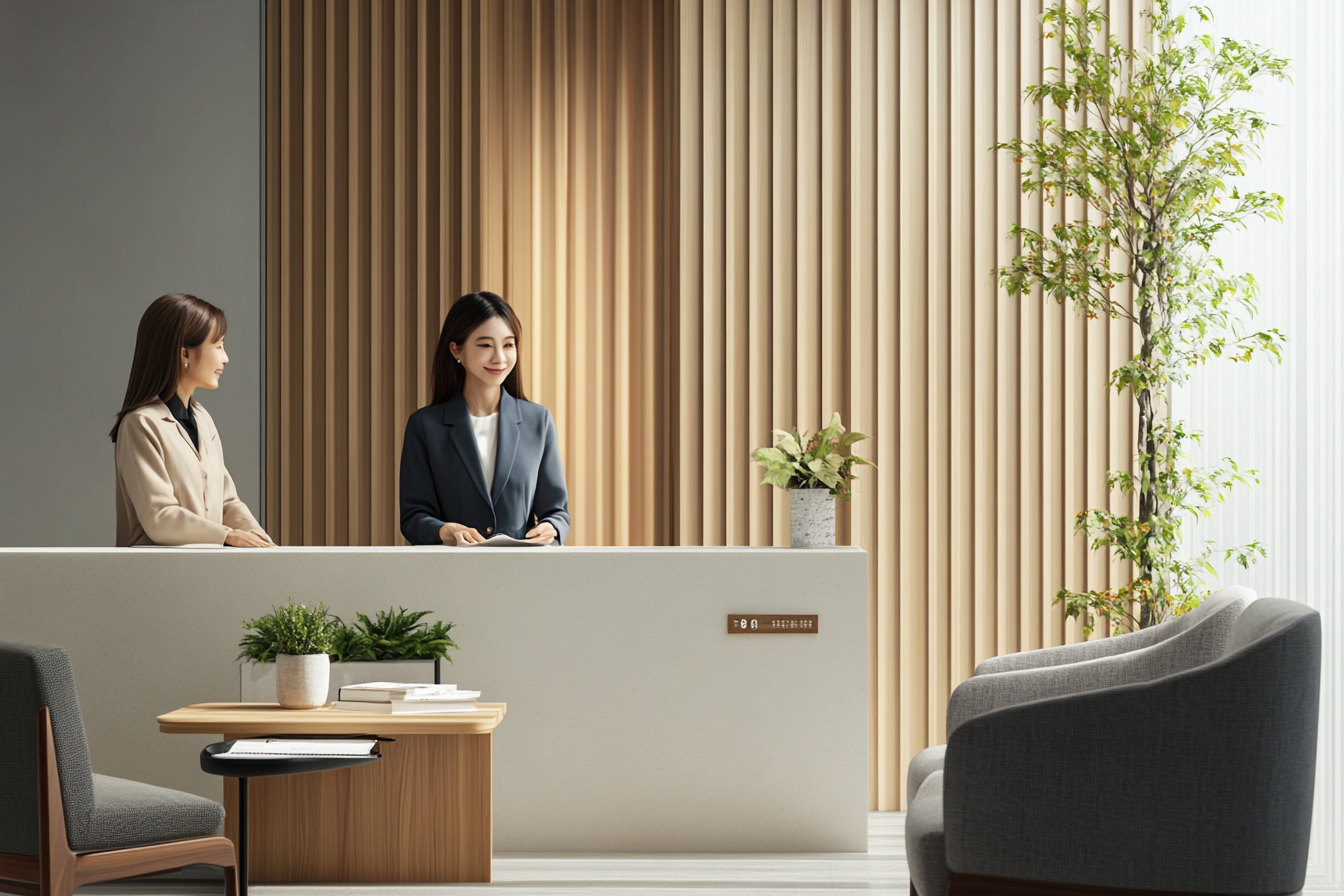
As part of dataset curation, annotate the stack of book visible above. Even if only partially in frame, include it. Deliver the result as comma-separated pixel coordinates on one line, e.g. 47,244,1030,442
333,682,480,714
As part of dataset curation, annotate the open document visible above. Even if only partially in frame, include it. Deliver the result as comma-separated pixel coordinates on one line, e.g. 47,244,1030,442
447,534,554,547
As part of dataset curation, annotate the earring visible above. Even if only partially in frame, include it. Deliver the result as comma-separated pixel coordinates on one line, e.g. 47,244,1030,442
184,362,189,370
457,358,462,365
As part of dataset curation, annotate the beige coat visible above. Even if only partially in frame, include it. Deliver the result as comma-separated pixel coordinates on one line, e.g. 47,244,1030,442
114,401,264,546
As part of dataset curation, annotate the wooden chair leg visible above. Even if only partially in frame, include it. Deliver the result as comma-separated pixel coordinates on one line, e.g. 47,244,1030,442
224,862,239,896
37,708,76,896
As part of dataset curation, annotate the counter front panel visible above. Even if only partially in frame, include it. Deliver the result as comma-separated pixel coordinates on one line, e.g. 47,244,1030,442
0,546,868,852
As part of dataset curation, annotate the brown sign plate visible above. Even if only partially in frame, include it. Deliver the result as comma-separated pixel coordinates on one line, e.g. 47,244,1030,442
728,614,818,634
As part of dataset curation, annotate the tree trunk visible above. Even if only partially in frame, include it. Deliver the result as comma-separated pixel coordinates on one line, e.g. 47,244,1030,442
1137,269,1158,629
1137,385,1157,628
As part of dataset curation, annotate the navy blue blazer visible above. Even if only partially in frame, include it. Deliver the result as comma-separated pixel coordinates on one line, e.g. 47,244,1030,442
399,390,571,545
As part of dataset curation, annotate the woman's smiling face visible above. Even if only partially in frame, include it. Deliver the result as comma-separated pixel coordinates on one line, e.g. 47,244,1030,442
451,315,517,391
181,328,228,391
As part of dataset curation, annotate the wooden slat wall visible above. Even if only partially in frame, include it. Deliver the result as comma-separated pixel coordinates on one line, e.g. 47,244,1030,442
267,0,675,548
267,0,1142,810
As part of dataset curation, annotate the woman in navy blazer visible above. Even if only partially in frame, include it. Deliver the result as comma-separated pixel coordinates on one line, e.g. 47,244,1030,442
400,292,570,545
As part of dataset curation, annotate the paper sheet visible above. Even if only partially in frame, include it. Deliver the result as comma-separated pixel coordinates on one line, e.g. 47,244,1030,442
448,533,554,547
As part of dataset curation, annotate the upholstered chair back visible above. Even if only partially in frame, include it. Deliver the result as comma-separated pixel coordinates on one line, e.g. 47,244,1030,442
943,598,1321,894
0,642,96,856
973,586,1255,675
947,593,1250,736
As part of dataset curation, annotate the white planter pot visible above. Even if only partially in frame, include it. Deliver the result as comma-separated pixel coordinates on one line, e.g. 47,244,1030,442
275,654,331,709
242,659,437,704
790,488,836,548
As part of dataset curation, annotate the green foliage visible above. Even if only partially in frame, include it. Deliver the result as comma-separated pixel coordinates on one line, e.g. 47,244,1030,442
238,600,340,659
751,412,874,501
329,607,458,663
995,0,1287,633
240,604,457,663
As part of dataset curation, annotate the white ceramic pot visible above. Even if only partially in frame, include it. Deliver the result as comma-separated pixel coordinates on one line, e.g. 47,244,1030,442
790,488,836,548
275,653,331,709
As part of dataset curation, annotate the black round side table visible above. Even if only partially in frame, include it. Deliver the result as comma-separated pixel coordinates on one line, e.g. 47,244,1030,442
200,740,383,896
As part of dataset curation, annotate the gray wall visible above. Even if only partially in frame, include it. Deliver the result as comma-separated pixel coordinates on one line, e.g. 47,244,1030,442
0,0,263,546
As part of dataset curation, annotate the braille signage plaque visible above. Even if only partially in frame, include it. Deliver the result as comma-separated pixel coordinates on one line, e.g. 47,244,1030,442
728,614,819,633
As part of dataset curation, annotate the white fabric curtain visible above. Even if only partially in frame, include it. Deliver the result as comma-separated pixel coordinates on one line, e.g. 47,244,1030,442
1176,2,1343,884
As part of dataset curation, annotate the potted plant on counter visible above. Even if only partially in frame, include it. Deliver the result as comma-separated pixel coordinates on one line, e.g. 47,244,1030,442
239,606,458,704
752,412,873,548
239,600,339,709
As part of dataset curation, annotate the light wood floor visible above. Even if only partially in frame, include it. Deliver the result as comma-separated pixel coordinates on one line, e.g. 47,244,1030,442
78,813,908,895
72,812,1338,895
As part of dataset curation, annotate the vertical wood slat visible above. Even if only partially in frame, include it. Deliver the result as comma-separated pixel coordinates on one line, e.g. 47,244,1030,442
671,0,1142,809
267,0,1145,809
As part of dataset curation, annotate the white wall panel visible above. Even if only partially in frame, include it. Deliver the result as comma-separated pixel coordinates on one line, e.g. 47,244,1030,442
1175,2,1342,889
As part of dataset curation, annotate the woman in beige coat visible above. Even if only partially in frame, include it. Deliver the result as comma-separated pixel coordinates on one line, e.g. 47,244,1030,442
111,293,274,547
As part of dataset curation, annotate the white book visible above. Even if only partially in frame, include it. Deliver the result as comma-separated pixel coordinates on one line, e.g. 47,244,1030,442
338,683,476,703
333,700,478,714
217,738,376,758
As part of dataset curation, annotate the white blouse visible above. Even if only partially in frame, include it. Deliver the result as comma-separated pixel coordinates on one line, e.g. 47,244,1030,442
471,411,500,494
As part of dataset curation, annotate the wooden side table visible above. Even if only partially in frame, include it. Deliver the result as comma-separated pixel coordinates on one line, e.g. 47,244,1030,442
158,702,507,883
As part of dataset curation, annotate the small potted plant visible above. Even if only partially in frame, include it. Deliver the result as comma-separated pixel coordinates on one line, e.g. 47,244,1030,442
239,600,339,709
752,412,873,548
239,606,459,703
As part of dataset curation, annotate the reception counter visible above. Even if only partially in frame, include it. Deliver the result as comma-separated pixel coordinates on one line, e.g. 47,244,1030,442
0,546,868,852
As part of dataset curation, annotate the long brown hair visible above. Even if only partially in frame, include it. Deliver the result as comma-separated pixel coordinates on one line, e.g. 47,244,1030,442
431,291,528,404
110,293,227,441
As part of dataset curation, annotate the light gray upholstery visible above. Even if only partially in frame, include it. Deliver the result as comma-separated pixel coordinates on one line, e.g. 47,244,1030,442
906,744,946,805
946,593,1249,736
972,587,1255,675
905,770,949,896
935,598,1320,894
0,641,225,856
81,775,224,852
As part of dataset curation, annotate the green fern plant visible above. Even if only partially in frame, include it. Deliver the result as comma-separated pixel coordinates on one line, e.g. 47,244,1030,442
238,600,339,660
241,605,458,663
331,607,458,663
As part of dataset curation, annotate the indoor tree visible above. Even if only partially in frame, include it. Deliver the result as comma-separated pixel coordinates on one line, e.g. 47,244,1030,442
996,0,1290,633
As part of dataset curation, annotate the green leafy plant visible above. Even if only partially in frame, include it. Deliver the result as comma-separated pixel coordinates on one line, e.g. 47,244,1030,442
752,412,874,501
329,607,458,663
995,0,1287,634
238,600,340,660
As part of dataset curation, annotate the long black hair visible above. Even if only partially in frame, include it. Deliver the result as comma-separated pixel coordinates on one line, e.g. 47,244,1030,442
430,291,528,404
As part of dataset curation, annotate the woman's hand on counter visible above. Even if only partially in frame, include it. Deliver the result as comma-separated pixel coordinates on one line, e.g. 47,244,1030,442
225,528,276,548
440,522,487,545
525,520,557,545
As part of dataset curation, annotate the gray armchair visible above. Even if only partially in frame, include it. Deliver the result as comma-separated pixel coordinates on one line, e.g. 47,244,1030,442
0,642,237,896
906,590,1254,809
905,598,1321,896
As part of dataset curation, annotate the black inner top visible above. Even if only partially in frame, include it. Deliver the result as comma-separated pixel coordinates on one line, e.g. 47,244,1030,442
166,394,200,452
